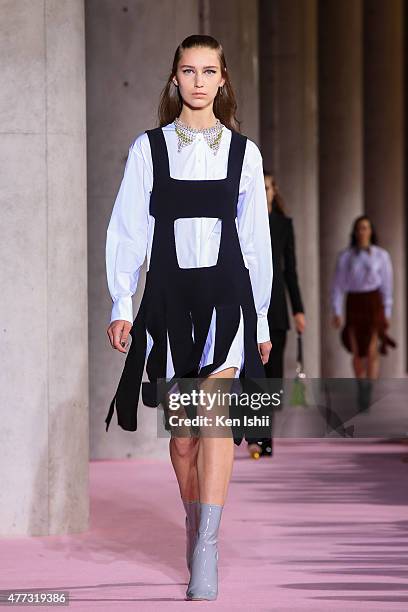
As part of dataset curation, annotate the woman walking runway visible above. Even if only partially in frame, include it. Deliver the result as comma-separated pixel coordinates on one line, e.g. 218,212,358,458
247,172,305,459
331,215,396,408
104,35,273,600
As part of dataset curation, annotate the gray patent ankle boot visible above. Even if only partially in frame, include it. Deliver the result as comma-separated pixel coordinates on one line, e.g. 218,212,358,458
182,500,200,574
186,502,224,601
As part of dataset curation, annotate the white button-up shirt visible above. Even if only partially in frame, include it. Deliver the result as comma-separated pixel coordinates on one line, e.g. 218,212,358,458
106,121,273,343
330,244,393,318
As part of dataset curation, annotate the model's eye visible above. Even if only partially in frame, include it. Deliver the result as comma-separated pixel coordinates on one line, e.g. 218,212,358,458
181,69,217,75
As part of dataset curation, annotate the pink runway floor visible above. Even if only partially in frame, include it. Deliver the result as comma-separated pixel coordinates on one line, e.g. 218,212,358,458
1,440,408,611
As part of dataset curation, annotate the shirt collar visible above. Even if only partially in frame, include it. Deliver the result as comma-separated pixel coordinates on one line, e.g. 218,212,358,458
355,244,372,254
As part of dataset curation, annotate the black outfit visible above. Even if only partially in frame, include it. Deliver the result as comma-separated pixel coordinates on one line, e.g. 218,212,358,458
247,207,304,454
266,208,304,376
105,127,266,446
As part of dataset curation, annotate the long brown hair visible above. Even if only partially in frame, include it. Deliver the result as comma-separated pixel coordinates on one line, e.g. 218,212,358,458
157,35,241,131
349,215,378,248
263,170,287,216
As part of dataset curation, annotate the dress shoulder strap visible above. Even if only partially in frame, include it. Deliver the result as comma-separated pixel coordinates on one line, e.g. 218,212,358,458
227,130,247,185
145,127,169,183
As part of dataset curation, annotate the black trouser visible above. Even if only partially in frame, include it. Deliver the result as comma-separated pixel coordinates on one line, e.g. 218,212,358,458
247,329,287,446
265,329,287,379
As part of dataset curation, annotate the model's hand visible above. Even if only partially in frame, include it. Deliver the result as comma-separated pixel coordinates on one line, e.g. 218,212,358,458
258,341,272,365
107,320,132,353
332,315,342,329
294,312,306,333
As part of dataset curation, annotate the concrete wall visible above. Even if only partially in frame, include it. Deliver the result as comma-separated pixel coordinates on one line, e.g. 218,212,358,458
364,0,406,377
318,0,364,377
207,0,260,144
259,0,320,378
0,0,88,535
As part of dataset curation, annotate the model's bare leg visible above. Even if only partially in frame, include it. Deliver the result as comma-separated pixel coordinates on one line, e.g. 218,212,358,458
169,436,200,501
185,367,237,600
349,328,377,412
196,367,236,505
349,328,367,378
169,367,236,504
366,331,380,379
168,415,201,577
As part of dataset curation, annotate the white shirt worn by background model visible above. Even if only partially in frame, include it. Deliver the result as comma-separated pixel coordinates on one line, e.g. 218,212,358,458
106,121,273,378
330,245,393,318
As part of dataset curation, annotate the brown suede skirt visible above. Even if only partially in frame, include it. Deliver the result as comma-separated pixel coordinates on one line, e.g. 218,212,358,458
341,288,397,357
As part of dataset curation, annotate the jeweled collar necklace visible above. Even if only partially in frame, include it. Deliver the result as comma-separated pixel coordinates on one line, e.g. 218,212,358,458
174,116,224,155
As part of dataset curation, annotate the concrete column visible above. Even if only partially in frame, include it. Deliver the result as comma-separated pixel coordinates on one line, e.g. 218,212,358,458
207,0,260,143
0,0,88,535
86,0,200,460
364,0,405,377
258,0,320,377
319,0,364,377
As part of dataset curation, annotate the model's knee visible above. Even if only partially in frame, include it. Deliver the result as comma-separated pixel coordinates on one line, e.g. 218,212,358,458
367,336,379,359
170,436,199,459
367,344,378,357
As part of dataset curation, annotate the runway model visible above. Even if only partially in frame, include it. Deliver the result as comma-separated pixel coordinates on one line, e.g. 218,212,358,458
331,214,396,408
104,35,273,600
247,172,305,458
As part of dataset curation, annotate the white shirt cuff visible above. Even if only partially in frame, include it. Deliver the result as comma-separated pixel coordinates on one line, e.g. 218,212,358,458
257,316,270,343
110,297,133,324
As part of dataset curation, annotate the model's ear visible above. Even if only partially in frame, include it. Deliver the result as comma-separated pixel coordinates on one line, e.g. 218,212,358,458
172,78,178,87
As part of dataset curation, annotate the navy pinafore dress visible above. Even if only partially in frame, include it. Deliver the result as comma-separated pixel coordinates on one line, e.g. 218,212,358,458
105,126,266,445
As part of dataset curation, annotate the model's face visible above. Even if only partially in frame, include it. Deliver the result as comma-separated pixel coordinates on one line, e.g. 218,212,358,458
355,219,372,245
264,175,275,210
173,47,225,110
